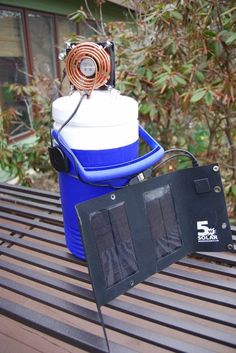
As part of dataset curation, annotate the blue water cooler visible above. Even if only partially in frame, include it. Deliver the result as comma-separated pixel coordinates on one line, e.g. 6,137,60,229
52,89,164,260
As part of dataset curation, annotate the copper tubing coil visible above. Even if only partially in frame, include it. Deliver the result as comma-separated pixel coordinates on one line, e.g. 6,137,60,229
65,42,111,92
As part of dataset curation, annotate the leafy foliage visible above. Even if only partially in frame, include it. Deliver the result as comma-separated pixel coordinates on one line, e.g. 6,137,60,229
0,75,59,185
95,0,236,218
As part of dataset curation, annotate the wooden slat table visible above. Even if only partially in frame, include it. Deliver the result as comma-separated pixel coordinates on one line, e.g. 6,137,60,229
0,182,235,353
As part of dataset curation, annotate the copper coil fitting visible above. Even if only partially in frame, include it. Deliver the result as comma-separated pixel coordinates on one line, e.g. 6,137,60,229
65,42,111,92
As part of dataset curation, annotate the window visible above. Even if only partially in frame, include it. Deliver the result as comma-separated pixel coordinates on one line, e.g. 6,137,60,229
28,12,57,77
0,10,28,89
0,9,30,137
0,5,84,139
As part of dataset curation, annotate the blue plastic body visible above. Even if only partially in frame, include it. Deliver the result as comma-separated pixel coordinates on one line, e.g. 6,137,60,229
52,126,164,259
58,141,139,259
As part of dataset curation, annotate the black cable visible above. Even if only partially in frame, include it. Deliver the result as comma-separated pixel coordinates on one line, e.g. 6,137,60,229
49,93,88,148
164,148,199,167
58,93,88,133
153,151,199,174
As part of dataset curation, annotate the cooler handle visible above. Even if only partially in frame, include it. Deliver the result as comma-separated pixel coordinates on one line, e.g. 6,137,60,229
52,126,164,183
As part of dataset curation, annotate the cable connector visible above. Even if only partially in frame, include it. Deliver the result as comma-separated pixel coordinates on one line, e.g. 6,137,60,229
129,168,153,185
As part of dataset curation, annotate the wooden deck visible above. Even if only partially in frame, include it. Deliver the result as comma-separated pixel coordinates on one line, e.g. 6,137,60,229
0,182,235,353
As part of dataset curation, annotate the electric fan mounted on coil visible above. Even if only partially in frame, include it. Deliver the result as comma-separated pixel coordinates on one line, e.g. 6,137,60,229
65,41,115,92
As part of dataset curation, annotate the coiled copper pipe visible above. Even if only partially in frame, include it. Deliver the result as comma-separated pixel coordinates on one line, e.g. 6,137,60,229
65,42,111,92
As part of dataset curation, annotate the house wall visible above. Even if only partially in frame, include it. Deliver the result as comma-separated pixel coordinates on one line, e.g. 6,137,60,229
0,0,129,21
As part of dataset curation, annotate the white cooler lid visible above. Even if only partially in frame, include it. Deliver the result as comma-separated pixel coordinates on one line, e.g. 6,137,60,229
52,89,138,128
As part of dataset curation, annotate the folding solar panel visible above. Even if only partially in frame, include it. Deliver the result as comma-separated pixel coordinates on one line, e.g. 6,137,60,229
76,164,233,307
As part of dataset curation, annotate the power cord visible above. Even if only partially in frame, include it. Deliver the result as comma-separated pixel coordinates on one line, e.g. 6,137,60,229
58,93,88,133
49,92,88,150
152,148,199,174
165,148,199,167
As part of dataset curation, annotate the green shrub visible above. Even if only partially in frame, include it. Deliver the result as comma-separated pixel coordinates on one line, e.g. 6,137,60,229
0,75,59,185
94,0,236,218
